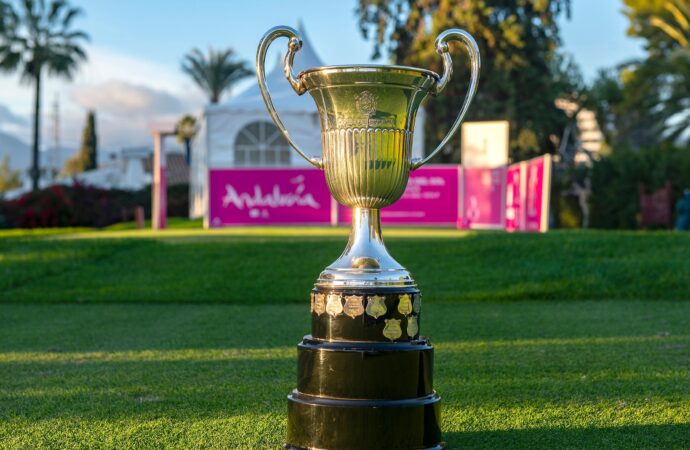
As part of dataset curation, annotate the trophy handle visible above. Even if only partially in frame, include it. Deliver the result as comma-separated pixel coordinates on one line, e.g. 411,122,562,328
256,26,323,169
410,29,481,170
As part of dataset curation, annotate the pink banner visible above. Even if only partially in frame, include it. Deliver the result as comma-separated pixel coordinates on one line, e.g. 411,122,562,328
460,167,506,229
208,169,332,226
337,166,460,226
505,155,551,232
505,164,523,232
525,155,551,231
157,166,167,229
206,159,550,231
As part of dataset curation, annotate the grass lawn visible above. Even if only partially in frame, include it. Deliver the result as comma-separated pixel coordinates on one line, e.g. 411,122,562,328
1,225,689,448
1,301,689,449
1,226,688,302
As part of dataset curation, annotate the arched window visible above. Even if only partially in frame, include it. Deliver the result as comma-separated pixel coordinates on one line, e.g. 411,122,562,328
234,121,291,166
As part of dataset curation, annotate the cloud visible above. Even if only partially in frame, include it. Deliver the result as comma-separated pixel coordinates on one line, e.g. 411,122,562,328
0,104,28,127
69,80,185,117
0,44,205,149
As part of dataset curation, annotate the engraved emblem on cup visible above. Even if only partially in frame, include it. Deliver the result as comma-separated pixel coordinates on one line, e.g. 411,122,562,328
343,295,365,319
365,295,387,319
325,293,343,317
356,91,377,117
257,26,480,288
383,318,403,341
313,293,326,315
407,316,419,338
398,294,413,316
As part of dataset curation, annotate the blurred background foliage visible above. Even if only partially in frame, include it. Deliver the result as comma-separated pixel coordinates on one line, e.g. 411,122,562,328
590,145,690,229
356,0,690,229
356,0,575,162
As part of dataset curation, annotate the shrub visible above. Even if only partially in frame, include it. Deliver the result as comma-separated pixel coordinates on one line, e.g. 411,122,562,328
0,182,189,229
551,164,586,229
589,145,690,229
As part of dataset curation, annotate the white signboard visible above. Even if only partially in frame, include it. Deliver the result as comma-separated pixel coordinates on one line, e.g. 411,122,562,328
461,121,509,168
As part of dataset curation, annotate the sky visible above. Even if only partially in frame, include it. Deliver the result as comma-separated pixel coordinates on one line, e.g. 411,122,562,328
0,0,645,155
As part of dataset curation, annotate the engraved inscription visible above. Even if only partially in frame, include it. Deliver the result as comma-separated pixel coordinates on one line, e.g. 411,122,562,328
331,113,396,129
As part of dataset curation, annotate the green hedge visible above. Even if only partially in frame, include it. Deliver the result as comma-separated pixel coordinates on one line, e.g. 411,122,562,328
0,183,189,229
589,145,690,229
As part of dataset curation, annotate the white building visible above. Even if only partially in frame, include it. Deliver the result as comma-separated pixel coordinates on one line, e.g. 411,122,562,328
2,146,190,200
555,98,605,164
189,24,426,219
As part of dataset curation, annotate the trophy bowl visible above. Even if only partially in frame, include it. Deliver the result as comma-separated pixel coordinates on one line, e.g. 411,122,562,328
300,65,438,210
258,26,479,289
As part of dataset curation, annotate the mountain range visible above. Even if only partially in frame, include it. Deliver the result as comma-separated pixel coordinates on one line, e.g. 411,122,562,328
0,131,75,176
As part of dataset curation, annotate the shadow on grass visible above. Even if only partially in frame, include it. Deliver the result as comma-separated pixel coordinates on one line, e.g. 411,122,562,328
3,302,690,353
1,357,295,421
2,338,688,422
444,423,690,449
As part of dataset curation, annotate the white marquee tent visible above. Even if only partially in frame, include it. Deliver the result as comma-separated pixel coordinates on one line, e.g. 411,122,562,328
190,24,425,219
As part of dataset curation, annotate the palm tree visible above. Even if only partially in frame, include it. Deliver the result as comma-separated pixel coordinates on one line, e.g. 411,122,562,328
175,114,198,165
181,47,252,104
648,0,690,141
0,0,89,191
649,0,690,58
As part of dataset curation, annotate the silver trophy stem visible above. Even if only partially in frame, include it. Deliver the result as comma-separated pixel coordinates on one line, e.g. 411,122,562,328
316,208,416,289
344,208,387,269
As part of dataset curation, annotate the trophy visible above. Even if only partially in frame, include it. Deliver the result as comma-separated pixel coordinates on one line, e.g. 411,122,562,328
257,25,480,450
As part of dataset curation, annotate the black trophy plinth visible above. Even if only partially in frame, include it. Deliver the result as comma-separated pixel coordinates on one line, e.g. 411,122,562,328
285,287,443,450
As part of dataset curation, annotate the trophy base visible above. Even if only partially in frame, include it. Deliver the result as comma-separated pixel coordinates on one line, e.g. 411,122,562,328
286,392,443,450
285,287,443,450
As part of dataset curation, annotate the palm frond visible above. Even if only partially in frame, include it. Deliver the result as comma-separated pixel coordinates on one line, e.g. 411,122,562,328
22,0,41,36
650,16,689,48
60,5,81,29
0,49,21,73
181,47,253,104
47,0,66,25
666,0,690,32
0,2,7,34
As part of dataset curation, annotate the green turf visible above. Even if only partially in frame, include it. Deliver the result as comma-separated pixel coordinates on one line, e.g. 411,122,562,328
1,227,688,303
1,226,689,448
1,301,689,449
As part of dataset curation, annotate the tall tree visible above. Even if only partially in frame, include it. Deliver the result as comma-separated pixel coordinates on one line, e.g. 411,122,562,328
181,48,252,104
62,110,97,176
356,0,573,162
622,0,690,144
0,0,89,191
175,114,197,165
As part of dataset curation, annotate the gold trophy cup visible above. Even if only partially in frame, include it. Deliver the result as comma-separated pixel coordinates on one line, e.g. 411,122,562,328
257,25,480,450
